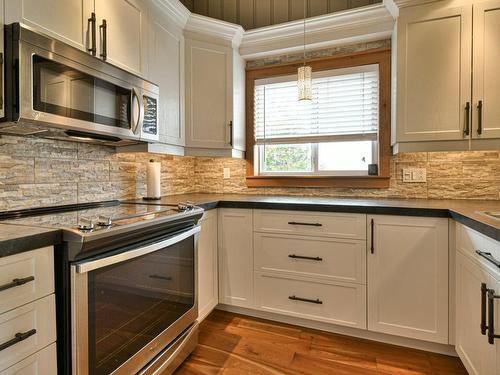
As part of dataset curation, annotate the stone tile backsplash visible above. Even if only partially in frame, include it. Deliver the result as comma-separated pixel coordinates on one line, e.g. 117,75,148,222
0,135,498,211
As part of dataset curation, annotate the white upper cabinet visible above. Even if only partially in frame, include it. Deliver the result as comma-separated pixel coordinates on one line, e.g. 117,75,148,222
395,3,472,144
4,0,94,51
367,215,449,344
147,4,185,147
472,0,500,140
94,0,147,76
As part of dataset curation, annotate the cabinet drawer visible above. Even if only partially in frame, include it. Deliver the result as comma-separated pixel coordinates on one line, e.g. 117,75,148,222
0,343,56,375
0,247,54,315
254,272,366,329
0,295,56,372
457,223,500,277
254,233,366,284
253,210,366,239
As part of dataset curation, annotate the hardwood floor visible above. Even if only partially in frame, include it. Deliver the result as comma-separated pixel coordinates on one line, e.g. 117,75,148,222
175,310,468,375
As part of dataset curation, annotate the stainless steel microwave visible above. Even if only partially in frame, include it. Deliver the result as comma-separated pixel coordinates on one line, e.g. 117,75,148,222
1,23,159,146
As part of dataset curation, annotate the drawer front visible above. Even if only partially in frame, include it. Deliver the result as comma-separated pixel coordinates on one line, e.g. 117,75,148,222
254,233,366,284
457,223,500,277
0,295,56,371
254,272,366,328
254,210,366,240
0,343,57,375
0,247,54,315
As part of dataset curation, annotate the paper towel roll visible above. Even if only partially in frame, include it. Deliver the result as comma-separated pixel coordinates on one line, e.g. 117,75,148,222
146,160,161,199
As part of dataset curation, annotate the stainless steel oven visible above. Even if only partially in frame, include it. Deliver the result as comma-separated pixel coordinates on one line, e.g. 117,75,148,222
1,23,159,145
71,226,200,375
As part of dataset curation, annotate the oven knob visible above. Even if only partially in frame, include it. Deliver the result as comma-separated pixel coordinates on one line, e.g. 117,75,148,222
178,201,195,212
97,215,112,227
78,217,94,231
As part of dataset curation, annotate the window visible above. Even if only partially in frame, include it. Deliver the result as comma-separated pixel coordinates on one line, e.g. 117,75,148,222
245,50,391,188
254,65,379,176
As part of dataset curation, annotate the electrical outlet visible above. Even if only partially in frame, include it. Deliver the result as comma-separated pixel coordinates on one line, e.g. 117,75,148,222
402,168,426,183
223,167,231,179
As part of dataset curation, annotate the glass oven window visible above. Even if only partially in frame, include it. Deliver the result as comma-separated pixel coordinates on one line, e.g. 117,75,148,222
87,236,195,375
32,55,131,129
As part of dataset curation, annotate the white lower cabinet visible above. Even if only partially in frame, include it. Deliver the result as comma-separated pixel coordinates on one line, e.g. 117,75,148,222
197,209,218,321
0,343,57,375
254,272,366,328
367,215,449,344
218,208,254,308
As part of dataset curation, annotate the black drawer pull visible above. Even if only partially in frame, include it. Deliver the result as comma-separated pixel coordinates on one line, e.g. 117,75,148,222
149,274,172,281
0,329,36,352
288,295,323,304
370,218,374,254
288,254,323,261
464,101,470,136
481,283,488,335
288,221,322,227
0,276,35,292
476,250,500,269
487,289,500,344
477,100,483,135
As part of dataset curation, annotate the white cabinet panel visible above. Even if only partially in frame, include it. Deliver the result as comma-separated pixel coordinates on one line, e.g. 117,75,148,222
254,272,366,329
4,0,93,51
218,208,253,308
472,0,500,139
94,0,147,76
198,209,218,321
367,215,449,344
147,7,185,146
0,343,57,375
396,4,472,142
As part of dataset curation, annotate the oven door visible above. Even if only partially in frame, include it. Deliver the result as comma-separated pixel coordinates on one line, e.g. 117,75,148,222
71,226,199,375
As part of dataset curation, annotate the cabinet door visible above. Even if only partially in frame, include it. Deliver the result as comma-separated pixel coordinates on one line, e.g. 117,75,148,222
218,208,253,308
4,0,93,51
147,8,185,146
367,215,449,343
396,4,472,142
472,0,500,139
197,209,218,321
185,39,233,149
455,252,495,375
94,0,147,76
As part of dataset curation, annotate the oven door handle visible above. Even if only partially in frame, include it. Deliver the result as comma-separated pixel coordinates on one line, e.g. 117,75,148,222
75,226,200,274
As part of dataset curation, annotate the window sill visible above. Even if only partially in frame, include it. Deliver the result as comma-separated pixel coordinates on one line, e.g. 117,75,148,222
246,175,390,188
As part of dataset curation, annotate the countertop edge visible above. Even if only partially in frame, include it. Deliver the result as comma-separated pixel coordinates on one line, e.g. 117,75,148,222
0,227,62,258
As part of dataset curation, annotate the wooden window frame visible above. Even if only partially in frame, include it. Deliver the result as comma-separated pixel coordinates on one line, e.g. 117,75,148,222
245,48,391,188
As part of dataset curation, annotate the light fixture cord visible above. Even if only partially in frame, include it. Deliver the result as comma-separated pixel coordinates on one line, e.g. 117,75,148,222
303,0,306,66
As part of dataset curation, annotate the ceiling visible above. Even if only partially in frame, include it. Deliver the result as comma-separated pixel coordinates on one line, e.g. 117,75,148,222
180,0,382,30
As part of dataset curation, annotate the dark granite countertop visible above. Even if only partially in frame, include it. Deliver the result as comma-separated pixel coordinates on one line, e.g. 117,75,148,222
0,224,61,258
130,193,500,242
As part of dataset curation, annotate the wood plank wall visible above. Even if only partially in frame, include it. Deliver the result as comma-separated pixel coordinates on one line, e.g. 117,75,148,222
180,0,381,29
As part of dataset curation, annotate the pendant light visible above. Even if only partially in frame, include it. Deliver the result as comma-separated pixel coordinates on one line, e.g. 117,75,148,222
298,0,312,101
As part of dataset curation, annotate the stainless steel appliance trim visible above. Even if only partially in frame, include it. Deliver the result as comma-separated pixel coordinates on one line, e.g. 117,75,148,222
137,323,199,375
71,266,89,375
75,226,200,273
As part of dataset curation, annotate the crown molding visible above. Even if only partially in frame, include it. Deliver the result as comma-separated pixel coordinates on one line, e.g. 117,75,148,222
152,0,190,28
185,13,245,48
383,0,441,17
239,4,394,59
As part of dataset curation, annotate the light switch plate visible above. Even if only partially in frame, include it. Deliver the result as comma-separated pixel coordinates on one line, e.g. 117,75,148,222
402,168,426,183
223,167,231,179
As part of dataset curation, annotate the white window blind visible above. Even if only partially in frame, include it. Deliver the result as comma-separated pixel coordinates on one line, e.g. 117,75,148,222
254,64,379,145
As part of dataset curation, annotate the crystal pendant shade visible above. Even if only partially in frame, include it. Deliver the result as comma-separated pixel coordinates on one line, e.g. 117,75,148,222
298,65,312,101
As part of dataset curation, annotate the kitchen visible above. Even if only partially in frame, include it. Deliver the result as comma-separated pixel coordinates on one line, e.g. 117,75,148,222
0,0,498,374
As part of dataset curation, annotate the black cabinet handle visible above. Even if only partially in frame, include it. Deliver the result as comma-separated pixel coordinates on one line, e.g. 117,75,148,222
288,295,323,304
477,100,483,135
288,221,322,227
149,274,172,281
0,276,35,292
0,53,3,109
228,121,233,147
99,19,107,61
88,12,97,56
476,250,500,269
370,218,374,254
487,288,500,344
464,102,470,136
288,254,323,261
0,329,36,352
481,283,488,335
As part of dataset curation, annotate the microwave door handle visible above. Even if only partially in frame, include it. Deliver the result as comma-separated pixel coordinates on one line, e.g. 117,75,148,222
75,226,200,274
131,88,143,135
